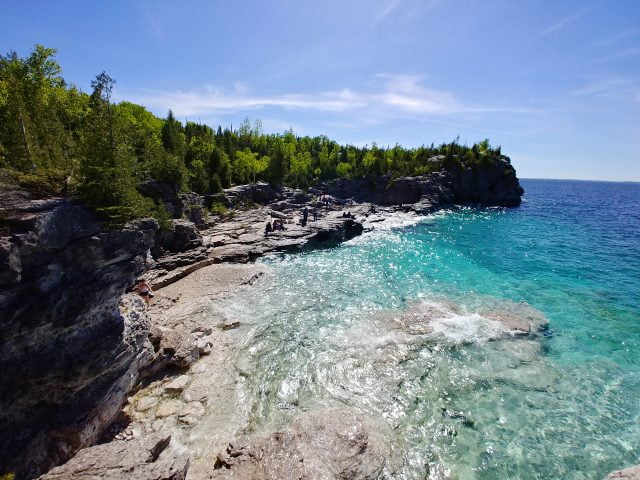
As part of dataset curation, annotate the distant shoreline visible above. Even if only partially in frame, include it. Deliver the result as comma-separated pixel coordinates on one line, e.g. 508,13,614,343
521,177,640,184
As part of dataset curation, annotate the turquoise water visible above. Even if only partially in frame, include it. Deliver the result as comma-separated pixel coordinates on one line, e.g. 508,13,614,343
220,179,640,479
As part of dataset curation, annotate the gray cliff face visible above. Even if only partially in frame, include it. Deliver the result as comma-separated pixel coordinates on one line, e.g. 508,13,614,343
323,158,524,208
446,159,524,207
0,190,158,479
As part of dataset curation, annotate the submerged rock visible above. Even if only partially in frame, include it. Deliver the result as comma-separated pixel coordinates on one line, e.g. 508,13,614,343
606,465,640,480
380,299,548,345
206,407,389,479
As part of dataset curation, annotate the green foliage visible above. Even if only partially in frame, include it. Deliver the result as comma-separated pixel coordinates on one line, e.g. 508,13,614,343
210,201,228,216
15,167,68,196
336,162,352,178
0,44,513,222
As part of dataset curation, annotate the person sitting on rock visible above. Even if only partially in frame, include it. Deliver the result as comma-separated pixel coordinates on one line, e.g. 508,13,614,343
134,278,153,307
265,221,273,235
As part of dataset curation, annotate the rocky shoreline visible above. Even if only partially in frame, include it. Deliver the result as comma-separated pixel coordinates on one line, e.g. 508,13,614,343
1,165,635,479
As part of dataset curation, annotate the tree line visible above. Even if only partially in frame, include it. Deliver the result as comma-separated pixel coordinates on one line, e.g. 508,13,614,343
0,45,509,222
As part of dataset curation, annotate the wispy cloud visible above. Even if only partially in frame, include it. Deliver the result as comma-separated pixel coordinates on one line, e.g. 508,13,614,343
534,4,595,39
371,0,403,27
595,46,640,63
592,28,639,47
404,0,441,22
118,73,535,122
570,76,640,104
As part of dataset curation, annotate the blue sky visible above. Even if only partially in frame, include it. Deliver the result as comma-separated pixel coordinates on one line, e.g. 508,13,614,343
2,0,639,181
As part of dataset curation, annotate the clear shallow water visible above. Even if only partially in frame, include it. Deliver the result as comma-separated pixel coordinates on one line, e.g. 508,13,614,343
216,179,640,479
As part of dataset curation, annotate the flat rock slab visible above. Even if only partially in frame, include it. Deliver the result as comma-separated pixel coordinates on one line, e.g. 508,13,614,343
164,375,190,393
39,434,189,480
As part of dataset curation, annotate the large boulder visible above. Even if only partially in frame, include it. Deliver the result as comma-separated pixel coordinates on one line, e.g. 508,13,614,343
39,434,189,480
0,196,158,479
152,220,203,260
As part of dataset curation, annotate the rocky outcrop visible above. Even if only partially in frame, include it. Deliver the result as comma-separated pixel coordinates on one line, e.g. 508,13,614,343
221,182,285,207
137,180,184,218
0,194,158,479
207,408,389,479
446,159,523,207
39,434,189,480
606,466,640,480
322,159,523,208
137,181,207,225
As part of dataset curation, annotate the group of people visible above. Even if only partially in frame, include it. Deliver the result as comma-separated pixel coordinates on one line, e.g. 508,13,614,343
265,218,286,235
301,206,319,226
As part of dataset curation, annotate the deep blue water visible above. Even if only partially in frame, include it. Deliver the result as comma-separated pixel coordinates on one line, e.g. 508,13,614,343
216,179,640,479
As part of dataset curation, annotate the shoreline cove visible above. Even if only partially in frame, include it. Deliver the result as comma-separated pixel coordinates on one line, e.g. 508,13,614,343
3,174,639,479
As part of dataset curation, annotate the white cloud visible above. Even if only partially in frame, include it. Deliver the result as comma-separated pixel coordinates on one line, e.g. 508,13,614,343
118,73,496,120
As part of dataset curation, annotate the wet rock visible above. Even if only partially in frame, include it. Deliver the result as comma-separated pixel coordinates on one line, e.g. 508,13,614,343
606,465,640,480
482,304,548,336
208,407,389,479
178,402,206,425
39,434,189,480
221,321,240,331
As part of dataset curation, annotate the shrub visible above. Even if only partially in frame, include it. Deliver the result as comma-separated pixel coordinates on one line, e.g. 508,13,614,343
210,201,228,217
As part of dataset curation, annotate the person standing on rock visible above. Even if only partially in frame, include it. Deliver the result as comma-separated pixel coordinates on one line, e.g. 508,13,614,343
312,207,318,222
302,207,309,226
134,278,153,307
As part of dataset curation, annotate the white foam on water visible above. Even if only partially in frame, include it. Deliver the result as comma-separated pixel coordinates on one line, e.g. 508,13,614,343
346,211,440,245
426,311,504,345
